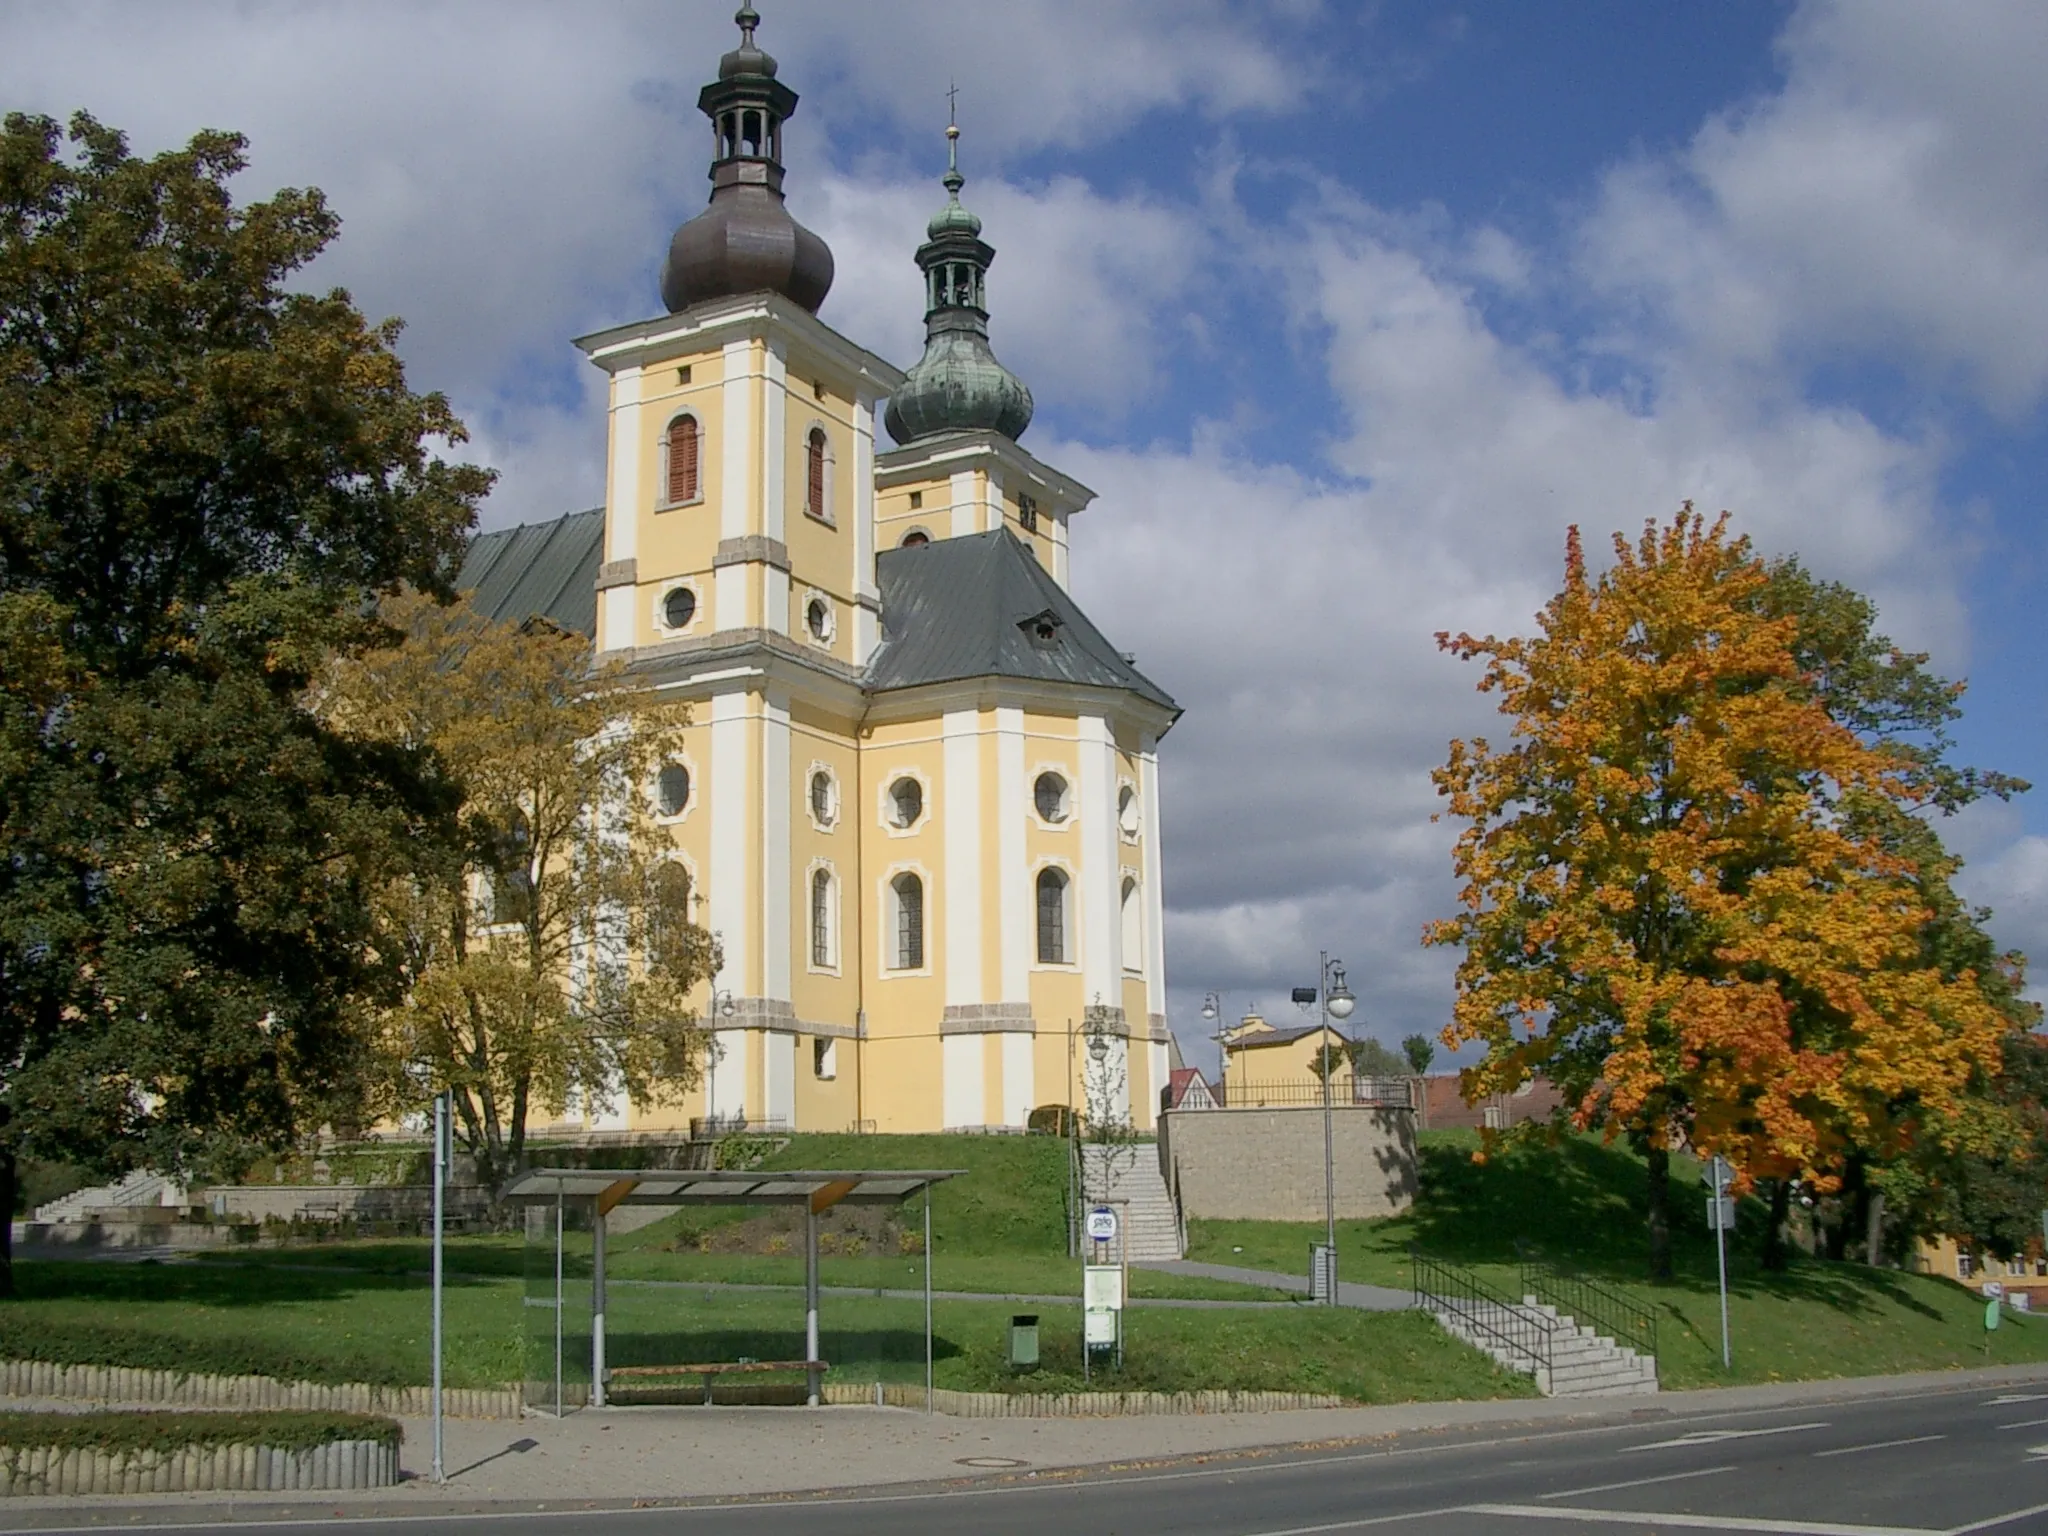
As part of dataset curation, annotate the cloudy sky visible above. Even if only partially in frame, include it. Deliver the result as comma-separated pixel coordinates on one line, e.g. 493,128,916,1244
11,0,2045,1071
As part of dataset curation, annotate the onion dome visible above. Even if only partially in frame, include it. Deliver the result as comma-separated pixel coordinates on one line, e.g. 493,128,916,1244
659,6,834,314
884,122,1034,446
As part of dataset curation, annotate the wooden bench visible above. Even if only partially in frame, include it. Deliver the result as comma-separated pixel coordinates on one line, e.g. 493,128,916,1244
606,1360,829,1405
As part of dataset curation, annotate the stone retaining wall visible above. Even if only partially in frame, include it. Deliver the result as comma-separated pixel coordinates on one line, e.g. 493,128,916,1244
1157,1105,1418,1221
0,1438,396,1496
822,1383,1342,1415
0,1360,517,1419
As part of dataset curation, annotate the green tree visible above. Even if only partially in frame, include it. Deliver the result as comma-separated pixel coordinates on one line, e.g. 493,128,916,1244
322,592,719,1186
1400,1034,1437,1076
0,110,489,1280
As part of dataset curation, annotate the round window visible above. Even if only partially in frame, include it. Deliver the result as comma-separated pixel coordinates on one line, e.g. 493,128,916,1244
806,596,830,641
663,587,697,630
810,769,836,827
656,763,691,816
1034,772,1068,823
890,777,923,828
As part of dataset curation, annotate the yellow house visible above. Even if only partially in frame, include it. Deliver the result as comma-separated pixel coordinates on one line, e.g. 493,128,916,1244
455,10,1179,1137
1217,1011,1353,1108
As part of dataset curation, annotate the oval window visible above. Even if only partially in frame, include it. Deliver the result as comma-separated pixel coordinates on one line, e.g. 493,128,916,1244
1118,784,1140,836
890,777,923,828
1034,772,1068,823
656,763,692,817
663,587,697,630
806,596,830,641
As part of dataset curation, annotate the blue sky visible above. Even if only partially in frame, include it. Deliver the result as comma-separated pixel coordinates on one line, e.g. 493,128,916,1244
10,1,2044,1069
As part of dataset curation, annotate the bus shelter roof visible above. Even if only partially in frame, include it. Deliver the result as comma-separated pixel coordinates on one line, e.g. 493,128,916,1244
501,1167,963,1212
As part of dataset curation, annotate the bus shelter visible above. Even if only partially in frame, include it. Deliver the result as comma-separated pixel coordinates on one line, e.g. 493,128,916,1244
504,1168,962,1415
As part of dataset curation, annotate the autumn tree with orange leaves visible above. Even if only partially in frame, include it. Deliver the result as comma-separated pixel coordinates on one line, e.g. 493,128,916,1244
1427,509,2014,1279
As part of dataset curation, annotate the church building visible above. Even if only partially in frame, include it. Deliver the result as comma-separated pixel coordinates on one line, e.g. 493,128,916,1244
458,7,1180,1136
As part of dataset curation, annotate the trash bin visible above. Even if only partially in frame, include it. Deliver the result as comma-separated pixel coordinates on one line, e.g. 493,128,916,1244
1008,1314,1040,1369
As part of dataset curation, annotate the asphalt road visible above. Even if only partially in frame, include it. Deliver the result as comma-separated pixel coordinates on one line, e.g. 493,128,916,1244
8,1381,2047,1535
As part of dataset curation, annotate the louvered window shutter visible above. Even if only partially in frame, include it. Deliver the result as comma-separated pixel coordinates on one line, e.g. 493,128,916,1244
807,429,826,518
668,417,698,503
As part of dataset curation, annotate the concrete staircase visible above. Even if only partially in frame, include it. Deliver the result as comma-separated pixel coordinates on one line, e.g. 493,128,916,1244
34,1171,186,1224
1079,1145,1184,1262
1430,1297,1658,1397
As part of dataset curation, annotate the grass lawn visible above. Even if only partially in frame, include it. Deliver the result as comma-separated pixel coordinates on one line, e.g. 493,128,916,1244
1187,1128,2048,1388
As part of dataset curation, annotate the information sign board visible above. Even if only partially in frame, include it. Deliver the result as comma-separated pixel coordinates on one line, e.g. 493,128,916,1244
1085,1207,1119,1243
1084,1264,1124,1311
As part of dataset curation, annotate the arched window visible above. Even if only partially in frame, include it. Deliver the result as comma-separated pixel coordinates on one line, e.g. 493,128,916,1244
805,426,830,522
664,414,699,505
892,873,924,970
646,861,693,974
1121,876,1142,974
809,769,836,828
900,529,930,548
1036,868,1068,965
810,868,836,969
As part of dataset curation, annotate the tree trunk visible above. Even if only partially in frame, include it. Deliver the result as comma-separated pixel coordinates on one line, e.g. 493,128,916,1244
1865,1190,1887,1267
0,1134,15,1301
1645,1143,1673,1281
1763,1179,1793,1271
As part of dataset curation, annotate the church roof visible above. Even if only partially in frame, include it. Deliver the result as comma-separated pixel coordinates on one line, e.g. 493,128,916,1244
455,507,604,636
449,512,1175,716
867,527,1175,712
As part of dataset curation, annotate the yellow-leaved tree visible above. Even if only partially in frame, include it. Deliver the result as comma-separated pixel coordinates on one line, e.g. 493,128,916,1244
323,591,719,1185
1426,509,2011,1277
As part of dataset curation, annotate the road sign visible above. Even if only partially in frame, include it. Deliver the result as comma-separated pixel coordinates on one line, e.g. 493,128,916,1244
1085,1207,1118,1242
1707,1195,1736,1230
1701,1155,1732,1191
1985,1281,2006,1298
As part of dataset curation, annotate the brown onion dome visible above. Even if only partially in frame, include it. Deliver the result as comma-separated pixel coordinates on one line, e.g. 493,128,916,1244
659,6,834,314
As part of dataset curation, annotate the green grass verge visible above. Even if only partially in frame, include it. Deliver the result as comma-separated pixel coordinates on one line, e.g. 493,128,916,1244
1187,1128,2048,1388
0,1412,399,1454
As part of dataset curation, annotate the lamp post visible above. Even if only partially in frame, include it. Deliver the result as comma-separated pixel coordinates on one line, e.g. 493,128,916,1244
704,988,738,1129
1296,954,1355,1303
1199,992,1225,1103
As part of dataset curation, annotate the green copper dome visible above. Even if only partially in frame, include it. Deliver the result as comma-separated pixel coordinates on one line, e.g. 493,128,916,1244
885,124,1034,446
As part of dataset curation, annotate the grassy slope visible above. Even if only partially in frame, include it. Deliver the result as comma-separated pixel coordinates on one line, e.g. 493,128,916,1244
1187,1129,2048,1388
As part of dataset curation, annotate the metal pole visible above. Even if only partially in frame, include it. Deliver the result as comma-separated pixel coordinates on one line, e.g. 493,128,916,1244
431,1092,445,1483
591,1204,607,1409
1322,950,1337,1303
922,1185,933,1415
805,1204,821,1407
554,1192,564,1416
1714,1158,1732,1370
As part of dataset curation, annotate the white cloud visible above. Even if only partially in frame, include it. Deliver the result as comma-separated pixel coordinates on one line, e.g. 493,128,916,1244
1581,0,2048,415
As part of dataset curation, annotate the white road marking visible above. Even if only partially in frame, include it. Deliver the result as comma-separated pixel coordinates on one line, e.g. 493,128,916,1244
1947,1498,2048,1532
1997,1416,2048,1429
1462,1504,1937,1534
1540,1464,1736,1499
1812,1435,1945,1458
1626,1422,1830,1452
1986,1393,2048,1405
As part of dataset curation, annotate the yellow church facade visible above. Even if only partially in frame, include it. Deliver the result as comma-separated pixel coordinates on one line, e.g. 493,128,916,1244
458,10,1178,1138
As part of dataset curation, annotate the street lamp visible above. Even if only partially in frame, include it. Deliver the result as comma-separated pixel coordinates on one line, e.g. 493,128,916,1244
1296,954,1355,1303
705,988,738,1128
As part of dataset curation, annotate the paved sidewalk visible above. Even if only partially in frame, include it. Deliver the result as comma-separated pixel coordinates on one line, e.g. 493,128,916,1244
1138,1258,1413,1311
12,1359,2048,1520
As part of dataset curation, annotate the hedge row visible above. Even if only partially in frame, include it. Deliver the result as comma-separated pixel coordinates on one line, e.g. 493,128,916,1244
0,1319,410,1388
0,1412,401,1455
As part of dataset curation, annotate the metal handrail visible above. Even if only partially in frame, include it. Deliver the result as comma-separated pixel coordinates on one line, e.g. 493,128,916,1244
1517,1248,1659,1362
1411,1248,1554,1382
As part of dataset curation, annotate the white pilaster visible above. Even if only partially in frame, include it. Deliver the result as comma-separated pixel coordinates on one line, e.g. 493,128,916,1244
1140,738,1167,1018
942,709,983,1005
720,339,751,540
715,564,747,632
764,1030,795,1130
1053,511,1070,588
599,587,635,654
1077,714,1120,1002
942,1035,981,1129
949,470,977,539
1001,1032,1034,1127
709,1029,746,1124
1145,1039,1168,1129
709,691,750,995
606,366,643,562
996,707,1028,1000
765,566,789,635
762,692,791,1002
762,338,787,543
853,393,879,662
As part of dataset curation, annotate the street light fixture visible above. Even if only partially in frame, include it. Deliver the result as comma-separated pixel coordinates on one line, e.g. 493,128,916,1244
1295,953,1356,1303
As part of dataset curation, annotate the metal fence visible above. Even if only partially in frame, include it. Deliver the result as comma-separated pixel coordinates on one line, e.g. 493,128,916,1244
1517,1250,1659,1362
1213,1078,1418,1110
1411,1249,1554,1382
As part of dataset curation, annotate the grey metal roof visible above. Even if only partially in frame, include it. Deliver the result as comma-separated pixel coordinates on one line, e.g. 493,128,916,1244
867,527,1176,711
501,1167,963,1208
455,508,603,636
